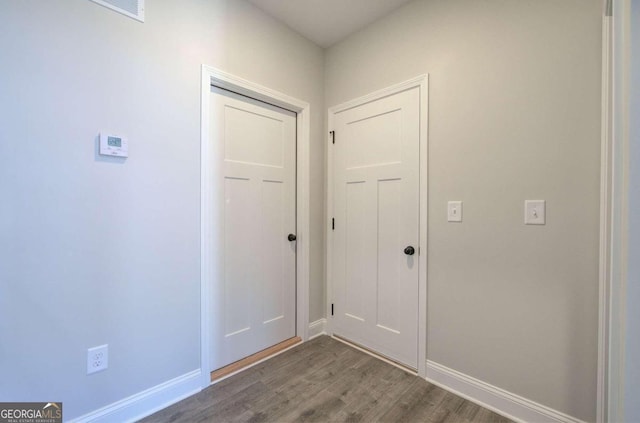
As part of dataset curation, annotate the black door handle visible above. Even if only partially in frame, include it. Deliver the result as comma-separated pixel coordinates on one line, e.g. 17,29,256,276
288,234,297,242
404,246,415,255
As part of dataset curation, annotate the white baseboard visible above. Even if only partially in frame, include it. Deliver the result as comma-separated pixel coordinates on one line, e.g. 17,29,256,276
426,361,586,423
68,369,201,423
308,318,327,339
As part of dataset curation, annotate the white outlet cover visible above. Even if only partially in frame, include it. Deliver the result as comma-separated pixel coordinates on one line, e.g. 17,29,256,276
87,344,109,374
448,201,463,222
525,200,546,225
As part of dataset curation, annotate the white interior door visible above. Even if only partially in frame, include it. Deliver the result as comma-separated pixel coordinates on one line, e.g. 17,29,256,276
209,86,297,371
331,86,420,369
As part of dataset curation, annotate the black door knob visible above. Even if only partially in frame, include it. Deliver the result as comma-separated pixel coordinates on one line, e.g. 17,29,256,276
288,234,297,241
404,246,415,255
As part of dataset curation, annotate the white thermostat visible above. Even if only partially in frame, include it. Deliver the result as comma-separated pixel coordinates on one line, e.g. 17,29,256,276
99,133,128,157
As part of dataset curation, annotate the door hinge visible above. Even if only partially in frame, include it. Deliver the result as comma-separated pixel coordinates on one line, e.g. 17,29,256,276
331,303,334,316
332,218,335,230
330,130,335,144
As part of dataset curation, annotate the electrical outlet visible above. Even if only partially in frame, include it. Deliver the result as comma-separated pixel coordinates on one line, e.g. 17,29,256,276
87,344,108,374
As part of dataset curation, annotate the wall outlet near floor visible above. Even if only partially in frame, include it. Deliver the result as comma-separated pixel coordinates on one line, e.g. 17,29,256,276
87,344,109,374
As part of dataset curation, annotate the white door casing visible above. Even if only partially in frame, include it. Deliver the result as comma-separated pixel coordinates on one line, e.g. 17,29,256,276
329,81,426,371
201,66,311,388
208,87,297,370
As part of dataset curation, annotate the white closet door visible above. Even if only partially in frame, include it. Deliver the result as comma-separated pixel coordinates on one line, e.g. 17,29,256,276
332,87,420,369
209,87,296,371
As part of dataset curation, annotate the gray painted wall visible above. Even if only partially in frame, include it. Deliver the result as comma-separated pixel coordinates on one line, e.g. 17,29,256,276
0,0,610,421
0,0,324,419
325,0,601,420
625,1,640,420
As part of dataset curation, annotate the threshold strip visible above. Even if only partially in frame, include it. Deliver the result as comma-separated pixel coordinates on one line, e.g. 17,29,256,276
210,336,302,383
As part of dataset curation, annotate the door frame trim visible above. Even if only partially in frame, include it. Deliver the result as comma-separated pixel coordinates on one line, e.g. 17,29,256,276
200,65,311,388
326,75,429,377
601,2,631,421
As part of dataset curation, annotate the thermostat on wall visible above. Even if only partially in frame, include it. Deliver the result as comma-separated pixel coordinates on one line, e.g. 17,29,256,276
99,133,128,157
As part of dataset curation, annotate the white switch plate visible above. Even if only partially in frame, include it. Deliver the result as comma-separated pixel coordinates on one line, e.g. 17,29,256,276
87,344,109,374
525,200,546,225
448,201,463,222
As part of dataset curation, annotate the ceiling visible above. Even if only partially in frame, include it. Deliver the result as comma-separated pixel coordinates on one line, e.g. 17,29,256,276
246,0,415,48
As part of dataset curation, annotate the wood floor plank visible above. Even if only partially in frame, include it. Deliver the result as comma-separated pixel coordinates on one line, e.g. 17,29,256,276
246,347,366,422
454,399,482,421
334,368,420,422
210,337,301,382
376,378,447,423
325,355,393,402
278,389,346,423
140,336,515,423
196,337,327,410
193,381,269,423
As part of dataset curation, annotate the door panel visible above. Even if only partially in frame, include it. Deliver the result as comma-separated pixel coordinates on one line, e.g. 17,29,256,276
210,87,296,371
332,87,420,369
260,179,286,323
224,105,285,167
345,109,402,168
224,177,254,336
377,177,402,333
345,180,370,322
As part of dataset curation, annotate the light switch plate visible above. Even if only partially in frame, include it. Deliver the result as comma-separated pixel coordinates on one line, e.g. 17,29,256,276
448,201,463,222
525,200,545,225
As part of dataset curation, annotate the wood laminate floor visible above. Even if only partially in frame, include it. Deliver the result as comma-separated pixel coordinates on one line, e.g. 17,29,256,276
140,336,514,423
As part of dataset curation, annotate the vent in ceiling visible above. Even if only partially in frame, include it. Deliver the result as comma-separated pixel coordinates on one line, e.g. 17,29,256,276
90,0,144,22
